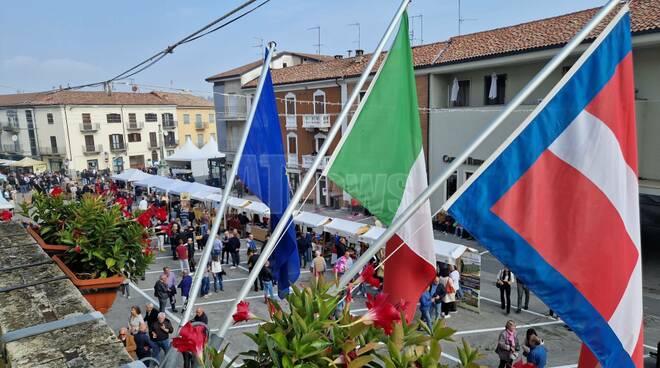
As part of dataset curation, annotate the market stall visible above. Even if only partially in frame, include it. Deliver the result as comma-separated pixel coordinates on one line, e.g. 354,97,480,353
323,218,370,243
434,239,481,312
111,169,152,182
358,226,386,244
8,157,48,173
293,211,331,232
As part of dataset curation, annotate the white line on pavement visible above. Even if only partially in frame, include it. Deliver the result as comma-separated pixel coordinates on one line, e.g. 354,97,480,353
454,320,564,336
480,296,557,319
128,282,181,324
441,352,461,363
479,250,490,255
644,344,658,351
550,365,577,368
194,294,264,306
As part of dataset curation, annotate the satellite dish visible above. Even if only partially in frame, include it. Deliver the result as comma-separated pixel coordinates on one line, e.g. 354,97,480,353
11,135,18,142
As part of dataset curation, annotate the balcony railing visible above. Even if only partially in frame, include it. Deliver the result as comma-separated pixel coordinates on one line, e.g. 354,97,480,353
195,121,208,130
162,120,178,130
302,114,331,130
81,144,102,154
2,144,22,154
164,139,178,148
285,115,297,130
126,122,144,130
302,155,330,170
287,154,299,167
110,143,127,152
223,95,248,119
39,146,64,156
79,123,100,132
148,140,161,149
1,120,20,132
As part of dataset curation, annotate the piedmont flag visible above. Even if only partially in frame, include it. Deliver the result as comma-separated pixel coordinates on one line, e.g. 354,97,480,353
446,6,643,368
237,49,300,295
325,13,436,322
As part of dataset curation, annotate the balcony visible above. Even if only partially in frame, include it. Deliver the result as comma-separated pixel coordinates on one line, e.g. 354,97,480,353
126,122,144,131
287,154,299,167
2,143,22,154
302,114,331,130
39,146,65,156
164,139,178,148
81,144,102,154
195,121,208,130
109,143,126,152
79,123,100,132
148,140,161,149
162,120,178,130
285,115,297,130
1,119,20,132
223,95,248,119
301,155,330,170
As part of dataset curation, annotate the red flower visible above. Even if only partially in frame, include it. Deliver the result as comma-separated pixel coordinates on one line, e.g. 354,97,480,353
122,210,131,218
73,245,81,253
361,293,401,335
345,283,353,305
51,187,63,197
115,197,127,210
136,212,151,227
143,247,154,256
267,299,277,317
154,207,168,222
513,361,537,368
172,322,207,361
0,210,12,222
358,263,381,288
232,301,256,324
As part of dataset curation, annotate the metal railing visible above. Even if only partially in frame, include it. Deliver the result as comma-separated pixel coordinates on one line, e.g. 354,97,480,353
1,120,20,132
195,121,208,130
81,144,102,154
287,154,299,167
223,95,249,119
126,122,144,130
79,123,100,132
164,139,178,148
162,120,178,130
301,154,329,169
39,146,64,156
148,140,161,149
109,143,126,152
2,143,22,153
302,114,331,129
285,115,297,129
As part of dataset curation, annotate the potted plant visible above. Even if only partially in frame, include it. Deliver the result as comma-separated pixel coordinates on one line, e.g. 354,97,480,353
51,194,155,313
22,189,74,255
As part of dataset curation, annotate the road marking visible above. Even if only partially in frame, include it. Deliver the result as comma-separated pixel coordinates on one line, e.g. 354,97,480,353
479,250,489,255
194,294,264,306
454,320,564,336
128,282,181,324
480,296,557,319
441,352,461,363
644,344,658,351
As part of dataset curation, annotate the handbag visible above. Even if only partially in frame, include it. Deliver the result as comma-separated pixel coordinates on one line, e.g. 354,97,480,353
496,280,503,289
445,279,456,294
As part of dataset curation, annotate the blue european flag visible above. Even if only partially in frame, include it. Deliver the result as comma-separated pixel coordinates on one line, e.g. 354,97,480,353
237,49,300,296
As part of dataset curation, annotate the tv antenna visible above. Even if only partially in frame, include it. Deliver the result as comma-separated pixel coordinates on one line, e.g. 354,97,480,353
458,0,477,36
409,14,423,45
348,22,361,50
252,37,264,58
307,26,323,55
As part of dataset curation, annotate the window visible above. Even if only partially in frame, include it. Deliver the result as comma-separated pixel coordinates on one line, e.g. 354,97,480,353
106,113,121,123
197,134,204,147
195,114,202,124
452,80,470,107
162,113,174,123
145,113,157,122
313,90,326,114
445,171,458,201
314,133,326,152
283,62,288,68
128,113,137,123
285,93,296,115
109,134,124,149
464,171,473,181
149,132,158,147
82,113,91,124
128,133,141,142
47,113,54,124
484,74,507,105
50,136,58,153
287,133,298,155
208,114,215,124
183,114,190,124
84,135,95,149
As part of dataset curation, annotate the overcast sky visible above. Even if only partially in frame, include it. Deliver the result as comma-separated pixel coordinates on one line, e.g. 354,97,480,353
0,0,604,95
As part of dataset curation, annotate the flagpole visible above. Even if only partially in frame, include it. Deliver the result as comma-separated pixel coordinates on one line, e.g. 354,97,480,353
216,0,412,340
337,0,622,290
178,41,277,329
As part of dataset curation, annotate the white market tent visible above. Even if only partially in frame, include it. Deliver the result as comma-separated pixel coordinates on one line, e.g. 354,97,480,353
134,175,177,190
244,201,270,216
434,239,477,266
0,196,14,210
111,169,153,182
294,211,331,229
200,136,225,159
165,138,207,161
358,226,387,244
323,218,370,240
227,197,250,209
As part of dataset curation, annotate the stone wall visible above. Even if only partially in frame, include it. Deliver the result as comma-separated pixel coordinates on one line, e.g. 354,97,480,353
0,222,132,367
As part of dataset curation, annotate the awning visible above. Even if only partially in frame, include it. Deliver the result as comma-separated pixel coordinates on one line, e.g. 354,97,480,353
227,197,250,209
358,226,387,244
434,239,477,266
0,196,14,210
111,169,152,182
244,201,270,216
134,175,176,189
323,218,370,238
8,157,47,168
293,211,331,228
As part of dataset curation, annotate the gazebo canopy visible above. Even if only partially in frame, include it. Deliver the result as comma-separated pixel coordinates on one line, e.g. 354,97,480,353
8,157,47,168
111,169,152,182
200,136,225,159
165,137,207,161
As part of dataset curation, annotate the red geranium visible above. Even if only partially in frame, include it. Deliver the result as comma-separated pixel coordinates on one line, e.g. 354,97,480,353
360,293,401,335
233,301,256,324
154,207,168,222
115,197,127,210
358,263,381,288
0,210,12,222
172,322,208,362
136,212,152,227
51,187,63,197
122,210,131,218
73,245,81,253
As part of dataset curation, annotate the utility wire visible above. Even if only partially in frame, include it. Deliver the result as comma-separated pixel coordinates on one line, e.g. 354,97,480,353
53,0,268,92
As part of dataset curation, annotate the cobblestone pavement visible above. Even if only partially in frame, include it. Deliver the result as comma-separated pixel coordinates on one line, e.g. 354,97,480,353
105,202,660,367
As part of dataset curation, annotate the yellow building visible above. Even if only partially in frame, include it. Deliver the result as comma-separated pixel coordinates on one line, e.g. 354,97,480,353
155,92,216,149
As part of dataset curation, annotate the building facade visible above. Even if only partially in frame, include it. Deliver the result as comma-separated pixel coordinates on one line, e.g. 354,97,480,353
154,92,216,148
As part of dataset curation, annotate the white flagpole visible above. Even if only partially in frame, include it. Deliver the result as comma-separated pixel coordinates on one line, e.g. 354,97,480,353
337,0,622,290
178,41,278,328
215,0,412,339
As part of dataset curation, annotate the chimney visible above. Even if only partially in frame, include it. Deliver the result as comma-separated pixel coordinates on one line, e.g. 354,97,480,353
355,49,364,56
334,55,343,59
347,50,353,58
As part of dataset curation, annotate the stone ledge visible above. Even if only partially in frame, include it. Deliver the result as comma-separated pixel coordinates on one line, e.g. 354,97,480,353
0,222,132,367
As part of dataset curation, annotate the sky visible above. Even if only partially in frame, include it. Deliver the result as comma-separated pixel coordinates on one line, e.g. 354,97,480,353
0,0,605,95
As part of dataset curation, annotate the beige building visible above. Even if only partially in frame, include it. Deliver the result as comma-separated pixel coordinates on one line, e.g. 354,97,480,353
154,92,216,148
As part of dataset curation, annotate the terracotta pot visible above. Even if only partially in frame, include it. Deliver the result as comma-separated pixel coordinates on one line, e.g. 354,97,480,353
27,226,71,256
52,255,124,314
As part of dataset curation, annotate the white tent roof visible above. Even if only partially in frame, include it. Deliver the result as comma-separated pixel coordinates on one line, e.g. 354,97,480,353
134,175,176,189
165,137,207,161
434,239,477,266
204,193,224,203
294,211,331,228
323,218,370,238
245,201,270,216
358,226,386,244
0,159,16,166
227,197,250,209
0,173,6,181
200,136,225,159
111,169,153,182
0,196,14,210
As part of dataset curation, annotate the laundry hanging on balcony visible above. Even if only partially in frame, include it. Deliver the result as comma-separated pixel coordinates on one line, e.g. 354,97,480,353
488,72,498,100
450,77,459,103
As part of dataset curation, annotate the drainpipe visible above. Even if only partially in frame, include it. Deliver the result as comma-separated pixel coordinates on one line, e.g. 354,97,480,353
63,105,73,176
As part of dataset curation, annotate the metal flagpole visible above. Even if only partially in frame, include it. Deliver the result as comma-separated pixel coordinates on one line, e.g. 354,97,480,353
178,41,278,328
337,0,622,290
216,0,412,339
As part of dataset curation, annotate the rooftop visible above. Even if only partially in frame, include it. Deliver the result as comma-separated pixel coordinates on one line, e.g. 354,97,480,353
0,90,212,107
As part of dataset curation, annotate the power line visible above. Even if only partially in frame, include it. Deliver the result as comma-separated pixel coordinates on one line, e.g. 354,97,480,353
54,0,270,92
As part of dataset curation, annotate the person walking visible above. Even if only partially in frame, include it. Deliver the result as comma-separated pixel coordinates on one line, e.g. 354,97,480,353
246,233,257,252
212,233,223,258
516,277,530,313
259,260,275,301
430,276,444,320
163,267,178,313
228,231,241,268
178,270,193,311
497,267,515,315
176,240,189,272
170,223,181,260
186,237,196,272
449,265,462,301
312,250,326,279
247,249,261,291
128,305,144,335
150,312,173,361
221,231,230,264
439,270,457,318
134,322,156,363
154,275,170,314
211,256,224,292
297,233,310,268
495,320,520,368
419,284,434,330
144,303,159,333
117,327,137,360
200,266,211,298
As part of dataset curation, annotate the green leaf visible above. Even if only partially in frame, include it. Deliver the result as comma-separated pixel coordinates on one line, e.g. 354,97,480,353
105,258,116,268
348,355,373,368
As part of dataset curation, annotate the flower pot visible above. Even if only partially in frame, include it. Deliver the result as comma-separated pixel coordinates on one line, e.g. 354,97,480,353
52,255,124,314
27,226,72,256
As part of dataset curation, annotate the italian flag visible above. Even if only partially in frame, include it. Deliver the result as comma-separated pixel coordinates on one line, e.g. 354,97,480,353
325,13,436,321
